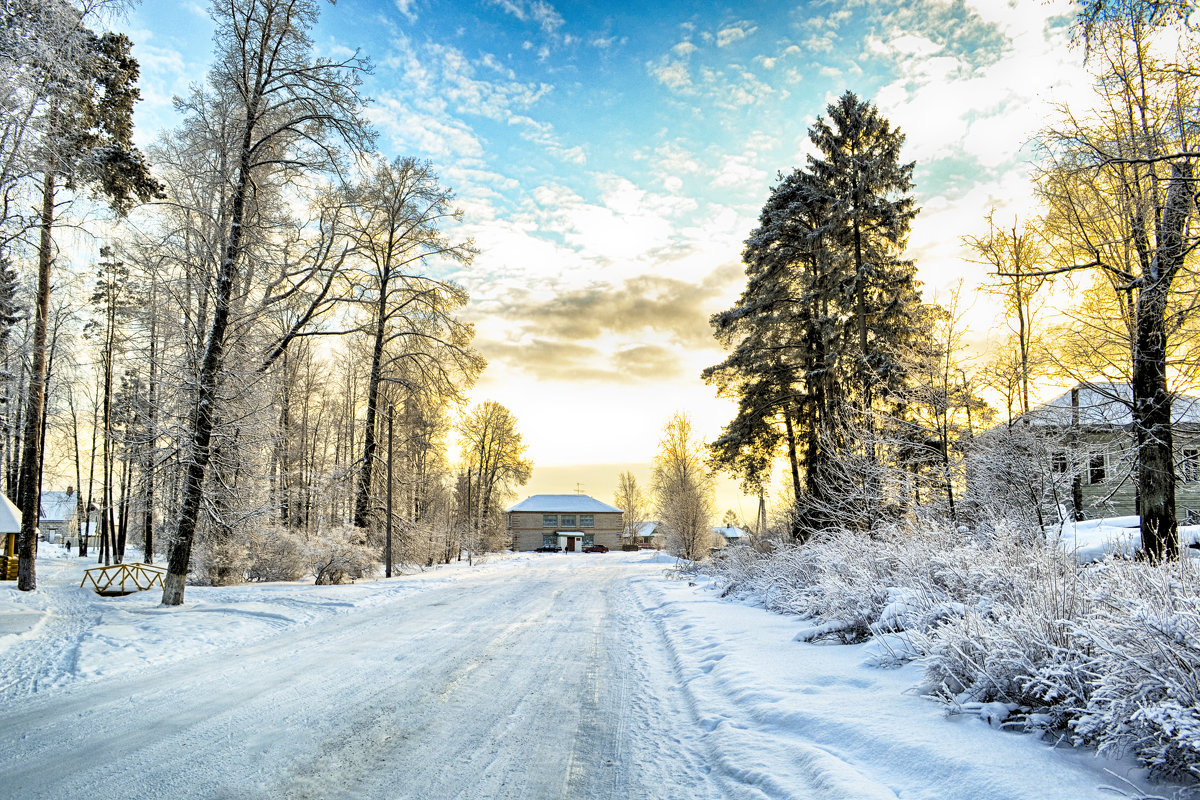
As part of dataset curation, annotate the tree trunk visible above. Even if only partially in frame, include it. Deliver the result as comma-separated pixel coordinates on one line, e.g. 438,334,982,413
16,169,55,591
143,304,157,563
353,286,388,529
162,136,254,605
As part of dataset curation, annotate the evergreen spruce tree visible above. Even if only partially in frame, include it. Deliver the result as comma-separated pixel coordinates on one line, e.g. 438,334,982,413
705,91,921,536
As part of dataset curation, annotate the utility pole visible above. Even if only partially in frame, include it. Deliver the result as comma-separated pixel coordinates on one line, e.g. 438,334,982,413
386,402,393,578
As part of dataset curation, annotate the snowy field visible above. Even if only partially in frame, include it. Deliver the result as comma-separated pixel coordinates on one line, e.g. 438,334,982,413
0,547,1176,799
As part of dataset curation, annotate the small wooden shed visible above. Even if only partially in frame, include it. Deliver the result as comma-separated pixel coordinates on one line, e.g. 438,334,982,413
0,494,22,580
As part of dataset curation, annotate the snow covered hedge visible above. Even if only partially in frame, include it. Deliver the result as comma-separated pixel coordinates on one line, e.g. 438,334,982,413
706,526,1200,784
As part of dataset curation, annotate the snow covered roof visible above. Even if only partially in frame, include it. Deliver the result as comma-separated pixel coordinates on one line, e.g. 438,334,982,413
635,521,659,536
40,491,78,523
507,494,623,513
1024,382,1200,427
713,526,748,539
0,494,20,533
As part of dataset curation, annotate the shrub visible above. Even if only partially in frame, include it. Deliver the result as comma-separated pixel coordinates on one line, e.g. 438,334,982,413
706,520,1200,785
308,526,377,585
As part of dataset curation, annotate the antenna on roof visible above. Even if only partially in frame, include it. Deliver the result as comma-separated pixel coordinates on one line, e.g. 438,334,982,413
575,483,584,494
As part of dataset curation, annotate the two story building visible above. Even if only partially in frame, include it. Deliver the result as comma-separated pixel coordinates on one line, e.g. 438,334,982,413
506,494,623,551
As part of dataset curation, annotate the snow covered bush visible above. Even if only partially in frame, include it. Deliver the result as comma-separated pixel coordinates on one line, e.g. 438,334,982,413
307,526,377,585
191,530,250,586
707,519,1200,784
243,527,308,583
1071,559,1200,781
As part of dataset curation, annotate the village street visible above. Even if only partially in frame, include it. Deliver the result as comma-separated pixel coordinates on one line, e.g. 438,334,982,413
0,553,1156,799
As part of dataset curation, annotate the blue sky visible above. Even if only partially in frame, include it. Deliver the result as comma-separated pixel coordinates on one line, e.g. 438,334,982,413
118,0,1092,514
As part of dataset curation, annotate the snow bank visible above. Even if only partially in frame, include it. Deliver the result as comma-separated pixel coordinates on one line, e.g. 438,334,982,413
1053,515,1200,562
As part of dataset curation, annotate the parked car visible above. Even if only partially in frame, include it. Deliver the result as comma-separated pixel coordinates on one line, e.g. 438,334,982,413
534,545,562,553
582,544,609,553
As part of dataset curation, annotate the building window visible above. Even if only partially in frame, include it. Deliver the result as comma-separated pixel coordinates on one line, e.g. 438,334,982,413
542,515,557,527
543,534,558,548
560,514,576,527
1051,451,1068,474
1181,449,1200,482
583,533,594,547
579,514,594,527
1089,453,1107,485
507,514,512,528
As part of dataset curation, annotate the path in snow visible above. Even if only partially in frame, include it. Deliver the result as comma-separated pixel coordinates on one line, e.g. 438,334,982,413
0,557,722,799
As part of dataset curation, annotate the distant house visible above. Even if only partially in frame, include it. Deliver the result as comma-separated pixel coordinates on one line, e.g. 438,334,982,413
506,494,623,551
39,488,80,544
1005,382,1200,520
629,521,662,548
712,525,749,547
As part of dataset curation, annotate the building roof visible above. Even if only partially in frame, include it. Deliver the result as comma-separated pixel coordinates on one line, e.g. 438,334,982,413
0,494,20,533
39,491,78,523
507,494,623,513
713,525,748,539
1025,382,1200,427
634,521,659,537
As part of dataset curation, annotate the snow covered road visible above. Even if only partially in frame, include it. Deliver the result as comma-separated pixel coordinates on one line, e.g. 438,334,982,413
0,551,1168,799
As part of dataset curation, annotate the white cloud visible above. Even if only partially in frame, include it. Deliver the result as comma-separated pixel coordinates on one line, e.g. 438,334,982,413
716,23,757,48
672,40,698,57
393,0,418,23
711,154,768,189
650,58,693,91
368,100,485,161
530,0,565,34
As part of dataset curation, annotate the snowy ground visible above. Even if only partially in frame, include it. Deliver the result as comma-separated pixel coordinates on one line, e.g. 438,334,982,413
0,547,1175,799
1053,515,1200,562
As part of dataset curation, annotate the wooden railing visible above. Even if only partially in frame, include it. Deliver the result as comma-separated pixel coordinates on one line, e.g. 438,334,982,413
81,563,166,596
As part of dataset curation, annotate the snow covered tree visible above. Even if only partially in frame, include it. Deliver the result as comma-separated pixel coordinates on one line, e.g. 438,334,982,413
12,8,159,591
705,91,921,537
806,91,920,463
341,157,482,531
160,0,370,605
614,470,646,545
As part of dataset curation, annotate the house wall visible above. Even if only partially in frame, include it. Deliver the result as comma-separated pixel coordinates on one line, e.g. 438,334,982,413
1049,427,1200,519
508,510,624,550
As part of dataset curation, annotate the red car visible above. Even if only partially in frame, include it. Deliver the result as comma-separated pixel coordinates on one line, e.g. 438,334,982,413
582,544,609,553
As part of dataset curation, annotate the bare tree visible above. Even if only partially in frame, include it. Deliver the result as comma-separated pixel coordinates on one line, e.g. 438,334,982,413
161,0,370,605
1038,0,1198,559
614,470,646,546
964,211,1051,416
652,412,715,561
456,401,531,558
340,157,481,531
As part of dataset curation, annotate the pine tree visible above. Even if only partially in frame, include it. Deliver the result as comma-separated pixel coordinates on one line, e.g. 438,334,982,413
705,91,922,536
16,19,160,591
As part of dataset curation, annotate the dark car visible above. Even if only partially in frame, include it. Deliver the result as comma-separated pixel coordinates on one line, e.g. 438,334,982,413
534,545,562,553
582,544,609,553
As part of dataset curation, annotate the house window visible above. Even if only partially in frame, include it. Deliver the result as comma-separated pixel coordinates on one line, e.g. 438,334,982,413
1051,451,1068,474
542,534,558,548
560,514,576,527
1089,453,1107,485
1181,449,1200,482
507,514,512,528
542,515,557,527
579,514,594,527
583,533,594,547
